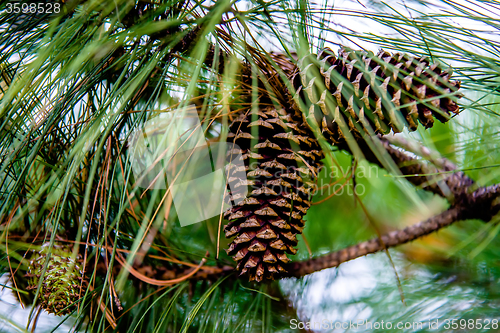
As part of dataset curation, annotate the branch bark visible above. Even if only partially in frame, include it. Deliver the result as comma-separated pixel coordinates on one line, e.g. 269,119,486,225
290,184,500,277
290,205,466,277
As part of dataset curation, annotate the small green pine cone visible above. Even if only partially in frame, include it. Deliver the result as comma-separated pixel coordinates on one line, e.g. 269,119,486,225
26,243,88,316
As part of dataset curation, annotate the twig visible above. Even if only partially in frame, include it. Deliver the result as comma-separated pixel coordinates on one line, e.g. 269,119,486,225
353,137,476,199
384,135,458,171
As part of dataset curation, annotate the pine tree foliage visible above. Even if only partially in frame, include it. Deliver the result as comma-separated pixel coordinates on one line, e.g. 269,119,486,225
0,0,499,332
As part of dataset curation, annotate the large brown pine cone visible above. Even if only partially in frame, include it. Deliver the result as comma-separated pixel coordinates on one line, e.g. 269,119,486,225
223,106,323,281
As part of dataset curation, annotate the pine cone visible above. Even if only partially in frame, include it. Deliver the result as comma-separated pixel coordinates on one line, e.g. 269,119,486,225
224,106,323,281
291,47,462,145
26,243,88,315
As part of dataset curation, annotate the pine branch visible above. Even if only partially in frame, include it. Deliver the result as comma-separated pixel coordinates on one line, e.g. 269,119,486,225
290,183,500,277
99,183,500,282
